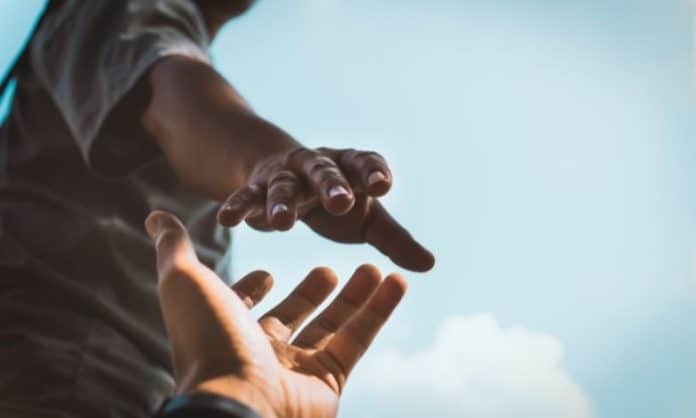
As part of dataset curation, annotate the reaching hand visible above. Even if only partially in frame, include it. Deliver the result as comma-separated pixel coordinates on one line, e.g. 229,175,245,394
216,147,435,272
146,210,408,418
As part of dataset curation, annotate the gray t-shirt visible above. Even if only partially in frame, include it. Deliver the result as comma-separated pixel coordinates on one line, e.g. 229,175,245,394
0,1,232,417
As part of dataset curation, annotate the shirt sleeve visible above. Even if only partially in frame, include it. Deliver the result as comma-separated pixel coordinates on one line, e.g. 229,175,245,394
28,0,212,175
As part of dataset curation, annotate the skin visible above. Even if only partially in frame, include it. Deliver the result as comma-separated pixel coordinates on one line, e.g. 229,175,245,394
142,4,435,272
146,210,408,418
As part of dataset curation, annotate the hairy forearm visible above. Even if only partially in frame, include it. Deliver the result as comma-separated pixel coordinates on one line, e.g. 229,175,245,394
143,55,299,201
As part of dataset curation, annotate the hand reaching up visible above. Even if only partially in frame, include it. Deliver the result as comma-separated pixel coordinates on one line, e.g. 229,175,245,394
146,210,408,418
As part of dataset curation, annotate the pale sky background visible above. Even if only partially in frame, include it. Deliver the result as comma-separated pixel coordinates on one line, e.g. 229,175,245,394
2,1,696,418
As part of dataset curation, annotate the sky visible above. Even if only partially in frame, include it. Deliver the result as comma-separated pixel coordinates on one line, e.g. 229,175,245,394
2,1,696,418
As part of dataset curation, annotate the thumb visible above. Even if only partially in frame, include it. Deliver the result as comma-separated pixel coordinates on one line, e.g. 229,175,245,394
145,210,276,392
145,210,199,280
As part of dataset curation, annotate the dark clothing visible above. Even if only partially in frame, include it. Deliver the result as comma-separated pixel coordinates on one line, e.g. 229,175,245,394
0,1,232,417
153,393,262,418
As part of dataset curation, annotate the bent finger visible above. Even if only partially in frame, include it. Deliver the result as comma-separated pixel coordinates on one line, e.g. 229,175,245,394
259,267,338,342
266,170,300,231
338,150,393,197
217,185,265,227
288,148,355,216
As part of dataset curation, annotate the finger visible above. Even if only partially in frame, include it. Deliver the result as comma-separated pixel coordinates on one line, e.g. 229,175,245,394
289,148,355,216
244,212,275,231
365,202,435,272
259,267,338,342
320,274,407,385
338,150,393,197
146,211,276,381
230,270,274,309
293,264,382,349
266,170,300,231
217,185,265,227
145,210,200,279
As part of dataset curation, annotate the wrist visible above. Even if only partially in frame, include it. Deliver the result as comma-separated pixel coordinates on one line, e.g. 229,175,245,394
155,392,263,418
190,376,278,418
236,116,301,183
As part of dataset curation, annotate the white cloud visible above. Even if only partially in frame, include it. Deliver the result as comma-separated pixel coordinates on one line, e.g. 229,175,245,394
345,315,592,418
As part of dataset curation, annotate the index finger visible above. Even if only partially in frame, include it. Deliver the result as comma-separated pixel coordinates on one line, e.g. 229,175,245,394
230,270,274,309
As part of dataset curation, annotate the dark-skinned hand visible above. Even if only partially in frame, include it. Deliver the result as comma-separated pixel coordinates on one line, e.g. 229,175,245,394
217,147,435,272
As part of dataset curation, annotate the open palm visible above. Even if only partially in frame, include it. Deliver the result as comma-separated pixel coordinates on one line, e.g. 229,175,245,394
146,211,407,418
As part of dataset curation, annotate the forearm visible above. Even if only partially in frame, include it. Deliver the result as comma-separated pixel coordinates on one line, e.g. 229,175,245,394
143,55,299,201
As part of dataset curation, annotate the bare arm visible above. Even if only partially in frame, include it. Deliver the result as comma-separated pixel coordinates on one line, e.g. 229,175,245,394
143,55,297,201
142,54,434,272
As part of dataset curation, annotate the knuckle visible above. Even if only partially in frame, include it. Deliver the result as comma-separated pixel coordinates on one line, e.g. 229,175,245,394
231,186,262,206
308,157,341,178
356,150,383,160
358,151,387,166
317,173,348,190
268,187,295,203
356,152,388,169
269,170,298,185
246,184,264,194
286,147,317,167
337,149,358,166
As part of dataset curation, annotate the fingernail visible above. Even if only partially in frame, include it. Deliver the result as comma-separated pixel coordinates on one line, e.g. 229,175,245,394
328,185,350,199
271,203,289,217
367,171,387,187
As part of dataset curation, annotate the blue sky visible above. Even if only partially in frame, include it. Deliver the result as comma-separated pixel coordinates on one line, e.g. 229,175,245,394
2,1,695,417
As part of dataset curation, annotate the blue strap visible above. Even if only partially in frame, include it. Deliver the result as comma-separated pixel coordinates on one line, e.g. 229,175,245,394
1,0,53,177
0,1,52,96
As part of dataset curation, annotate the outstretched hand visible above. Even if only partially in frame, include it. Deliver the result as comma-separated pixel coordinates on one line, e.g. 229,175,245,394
216,147,435,272
146,210,408,418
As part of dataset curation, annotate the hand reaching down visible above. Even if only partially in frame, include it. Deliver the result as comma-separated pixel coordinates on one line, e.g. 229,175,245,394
146,210,408,418
216,147,435,272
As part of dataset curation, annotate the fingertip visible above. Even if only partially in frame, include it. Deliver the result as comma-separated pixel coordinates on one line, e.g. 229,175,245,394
339,264,382,306
145,210,184,241
269,207,297,231
307,266,340,289
365,171,392,197
240,269,274,287
395,247,436,273
384,273,408,294
367,273,407,316
287,267,339,307
145,211,163,240
244,270,275,303
260,274,275,294
216,206,242,228
414,251,436,273
353,264,382,284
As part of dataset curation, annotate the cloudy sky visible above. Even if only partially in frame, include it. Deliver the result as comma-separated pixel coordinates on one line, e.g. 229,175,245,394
2,1,696,417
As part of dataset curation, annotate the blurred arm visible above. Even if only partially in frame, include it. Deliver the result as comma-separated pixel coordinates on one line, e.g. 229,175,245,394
142,55,299,201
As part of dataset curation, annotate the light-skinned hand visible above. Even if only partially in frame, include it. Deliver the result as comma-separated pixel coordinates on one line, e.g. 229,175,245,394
146,210,408,418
